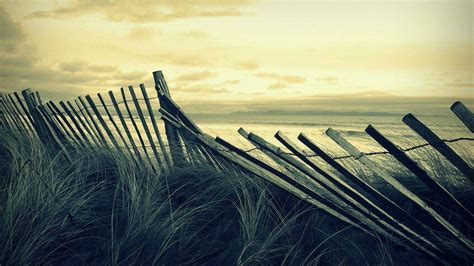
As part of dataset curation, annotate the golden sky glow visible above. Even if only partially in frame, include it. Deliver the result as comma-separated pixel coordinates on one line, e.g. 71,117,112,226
0,0,472,102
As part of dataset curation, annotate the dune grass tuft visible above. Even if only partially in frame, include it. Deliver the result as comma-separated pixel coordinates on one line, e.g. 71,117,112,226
0,131,467,265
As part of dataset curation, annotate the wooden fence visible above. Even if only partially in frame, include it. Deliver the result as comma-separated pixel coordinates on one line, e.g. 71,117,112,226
0,70,473,262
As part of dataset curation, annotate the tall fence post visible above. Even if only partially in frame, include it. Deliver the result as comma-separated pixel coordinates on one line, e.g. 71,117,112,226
153,70,186,165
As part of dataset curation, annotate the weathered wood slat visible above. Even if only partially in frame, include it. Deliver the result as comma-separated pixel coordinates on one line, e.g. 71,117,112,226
36,102,68,145
7,94,34,134
159,107,221,169
2,93,30,135
45,102,82,148
213,135,375,236
13,92,38,138
244,129,437,254
0,94,27,135
108,90,144,162
403,113,473,181
0,102,7,129
120,87,154,168
34,91,42,105
97,93,135,159
0,96,17,132
74,99,104,147
0,107,7,129
35,105,72,161
56,101,94,148
77,96,109,148
275,131,443,258
365,125,473,228
128,85,163,168
69,100,102,147
139,84,171,166
327,127,474,252
154,71,186,165
160,108,351,220
297,133,442,241
85,95,122,151
451,101,474,133
22,89,50,143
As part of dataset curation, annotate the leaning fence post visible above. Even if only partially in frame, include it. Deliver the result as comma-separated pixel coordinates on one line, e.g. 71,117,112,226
326,127,474,252
365,124,473,227
248,129,432,253
297,132,444,251
213,135,374,236
450,101,474,133
403,113,473,181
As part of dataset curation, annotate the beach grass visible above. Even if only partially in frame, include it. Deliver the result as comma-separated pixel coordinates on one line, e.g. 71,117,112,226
0,131,471,265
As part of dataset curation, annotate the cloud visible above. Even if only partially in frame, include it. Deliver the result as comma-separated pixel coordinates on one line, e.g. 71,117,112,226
27,0,255,23
157,53,212,67
127,27,160,40
222,79,240,85
173,83,229,94
0,7,26,53
267,82,287,90
59,61,120,73
0,7,148,99
256,71,305,90
444,82,474,88
315,76,338,84
178,30,211,39
234,60,259,70
256,72,306,84
175,71,217,82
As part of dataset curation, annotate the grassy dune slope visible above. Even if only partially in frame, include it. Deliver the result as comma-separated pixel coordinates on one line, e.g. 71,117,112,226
0,132,468,265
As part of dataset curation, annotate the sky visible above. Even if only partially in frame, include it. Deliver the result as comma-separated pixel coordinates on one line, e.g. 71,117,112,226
0,0,472,107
